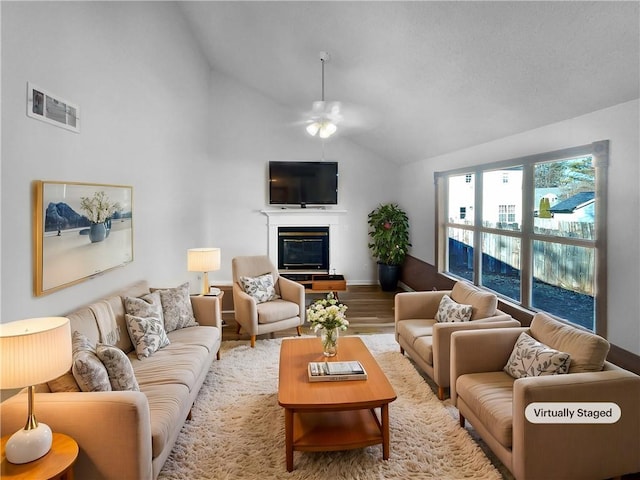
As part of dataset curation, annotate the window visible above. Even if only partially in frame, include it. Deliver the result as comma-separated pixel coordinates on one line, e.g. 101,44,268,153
436,141,608,334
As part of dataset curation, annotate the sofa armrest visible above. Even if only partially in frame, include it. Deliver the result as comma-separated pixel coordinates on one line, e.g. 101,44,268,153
190,295,222,329
232,282,258,333
394,291,450,322
512,369,640,480
1,391,153,480
432,316,521,388
450,327,527,404
278,276,306,324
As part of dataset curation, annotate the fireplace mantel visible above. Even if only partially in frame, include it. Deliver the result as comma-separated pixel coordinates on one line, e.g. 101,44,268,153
260,209,347,273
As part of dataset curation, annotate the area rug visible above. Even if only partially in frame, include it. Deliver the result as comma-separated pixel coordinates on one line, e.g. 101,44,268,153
158,334,502,480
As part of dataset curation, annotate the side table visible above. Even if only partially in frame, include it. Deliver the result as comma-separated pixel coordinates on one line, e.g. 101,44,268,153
1,432,79,480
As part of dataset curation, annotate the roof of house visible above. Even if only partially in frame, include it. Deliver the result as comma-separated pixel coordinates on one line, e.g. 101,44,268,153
550,192,595,213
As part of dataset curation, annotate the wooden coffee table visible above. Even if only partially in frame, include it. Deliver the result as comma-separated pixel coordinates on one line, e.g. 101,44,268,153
278,336,397,472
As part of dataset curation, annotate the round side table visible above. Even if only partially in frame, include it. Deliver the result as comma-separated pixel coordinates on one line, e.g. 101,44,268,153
1,432,79,480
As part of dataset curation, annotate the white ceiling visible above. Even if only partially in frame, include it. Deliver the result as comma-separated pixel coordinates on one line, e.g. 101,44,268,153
179,1,639,165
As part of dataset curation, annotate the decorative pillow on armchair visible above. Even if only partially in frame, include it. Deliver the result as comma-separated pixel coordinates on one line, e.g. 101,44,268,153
504,331,571,379
125,314,171,359
435,295,473,323
155,282,198,332
239,273,280,304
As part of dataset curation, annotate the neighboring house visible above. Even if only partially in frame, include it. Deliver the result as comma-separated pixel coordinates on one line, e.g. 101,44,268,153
550,191,595,222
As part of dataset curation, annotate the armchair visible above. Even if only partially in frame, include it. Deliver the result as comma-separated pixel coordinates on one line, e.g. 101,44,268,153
395,281,519,399
450,313,640,480
232,255,305,347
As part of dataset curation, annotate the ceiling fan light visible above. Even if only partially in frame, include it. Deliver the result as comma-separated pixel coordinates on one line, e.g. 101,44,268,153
319,121,337,139
306,122,320,136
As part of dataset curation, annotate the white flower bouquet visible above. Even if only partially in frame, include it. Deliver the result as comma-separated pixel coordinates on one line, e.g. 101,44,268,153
306,292,349,332
80,191,121,224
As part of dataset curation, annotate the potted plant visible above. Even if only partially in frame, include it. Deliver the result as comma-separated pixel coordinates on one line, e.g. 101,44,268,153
367,203,411,291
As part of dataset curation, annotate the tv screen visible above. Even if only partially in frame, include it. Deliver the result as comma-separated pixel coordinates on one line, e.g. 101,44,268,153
269,161,338,206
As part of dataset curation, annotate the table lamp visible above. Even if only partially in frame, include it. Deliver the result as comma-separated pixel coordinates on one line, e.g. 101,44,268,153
0,317,72,464
187,247,221,295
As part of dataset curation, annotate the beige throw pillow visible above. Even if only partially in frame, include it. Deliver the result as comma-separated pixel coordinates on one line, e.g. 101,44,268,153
71,331,112,392
435,295,473,323
96,344,139,391
504,331,571,379
156,283,198,332
239,273,280,304
125,314,170,360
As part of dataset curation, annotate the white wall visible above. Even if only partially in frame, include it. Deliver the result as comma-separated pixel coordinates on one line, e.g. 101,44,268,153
1,2,399,323
202,69,399,286
1,2,212,321
399,100,640,355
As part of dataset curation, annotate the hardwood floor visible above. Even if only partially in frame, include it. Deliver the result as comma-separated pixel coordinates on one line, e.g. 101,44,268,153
221,284,399,342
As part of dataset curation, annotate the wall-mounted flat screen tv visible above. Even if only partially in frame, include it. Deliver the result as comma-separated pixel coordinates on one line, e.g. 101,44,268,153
269,161,338,207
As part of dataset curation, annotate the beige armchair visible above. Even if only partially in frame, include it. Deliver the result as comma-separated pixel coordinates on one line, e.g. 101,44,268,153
395,281,519,400
450,313,640,480
232,255,305,347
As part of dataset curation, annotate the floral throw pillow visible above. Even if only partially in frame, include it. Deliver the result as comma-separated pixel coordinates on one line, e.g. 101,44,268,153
435,294,473,323
504,332,571,379
156,283,198,332
125,314,170,360
71,331,112,392
124,292,164,326
96,344,140,391
239,273,280,304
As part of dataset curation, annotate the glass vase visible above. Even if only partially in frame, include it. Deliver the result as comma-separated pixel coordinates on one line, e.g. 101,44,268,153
321,327,338,357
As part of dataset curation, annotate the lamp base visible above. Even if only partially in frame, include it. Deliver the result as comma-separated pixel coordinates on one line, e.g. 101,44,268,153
5,423,53,464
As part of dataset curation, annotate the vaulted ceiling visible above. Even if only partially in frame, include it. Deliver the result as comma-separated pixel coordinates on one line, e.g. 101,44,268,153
179,1,639,165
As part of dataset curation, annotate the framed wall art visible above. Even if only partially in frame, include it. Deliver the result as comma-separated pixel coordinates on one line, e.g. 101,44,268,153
33,181,133,296
27,82,80,133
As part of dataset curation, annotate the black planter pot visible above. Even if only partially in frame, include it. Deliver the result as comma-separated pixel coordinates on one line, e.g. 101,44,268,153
377,263,401,292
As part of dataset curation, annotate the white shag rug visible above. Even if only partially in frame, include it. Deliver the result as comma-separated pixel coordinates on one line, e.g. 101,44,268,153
158,334,502,480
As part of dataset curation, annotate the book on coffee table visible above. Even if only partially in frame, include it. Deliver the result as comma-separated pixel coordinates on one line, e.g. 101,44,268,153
308,361,368,382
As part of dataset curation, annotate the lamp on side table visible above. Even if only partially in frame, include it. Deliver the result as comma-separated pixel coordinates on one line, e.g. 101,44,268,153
0,317,72,464
187,248,221,295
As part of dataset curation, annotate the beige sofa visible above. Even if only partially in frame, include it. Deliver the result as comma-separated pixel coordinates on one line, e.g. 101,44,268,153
395,281,519,399
0,280,222,480
451,312,640,480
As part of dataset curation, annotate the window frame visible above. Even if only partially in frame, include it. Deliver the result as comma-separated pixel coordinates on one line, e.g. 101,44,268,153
435,141,609,336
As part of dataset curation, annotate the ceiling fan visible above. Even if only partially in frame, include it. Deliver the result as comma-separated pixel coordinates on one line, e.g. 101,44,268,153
304,51,342,139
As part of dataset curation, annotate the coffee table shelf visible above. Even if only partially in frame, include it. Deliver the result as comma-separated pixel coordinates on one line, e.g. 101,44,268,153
293,409,383,451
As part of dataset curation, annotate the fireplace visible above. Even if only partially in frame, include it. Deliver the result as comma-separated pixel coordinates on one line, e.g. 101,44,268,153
278,226,329,271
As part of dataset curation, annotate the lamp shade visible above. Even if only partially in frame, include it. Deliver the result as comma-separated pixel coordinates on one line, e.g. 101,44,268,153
187,248,221,273
0,317,72,389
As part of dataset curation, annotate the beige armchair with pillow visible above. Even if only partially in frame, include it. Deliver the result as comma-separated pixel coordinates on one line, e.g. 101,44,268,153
450,312,640,480
395,281,519,399
232,255,305,347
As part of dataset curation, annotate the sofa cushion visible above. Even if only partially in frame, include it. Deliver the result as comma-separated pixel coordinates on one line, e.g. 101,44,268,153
451,282,497,320
96,344,140,391
104,295,135,354
456,371,515,448
130,342,210,390
167,325,220,352
256,299,298,324
140,383,191,458
396,319,436,346
71,331,112,392
239,273,280,304
125,314,171,360
529,313,610,373
413,335,434,366
66,307,100,346
156,283,198,332
47,371,81,393
504,332,571,379
435,294,472,323
89,300,120,346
